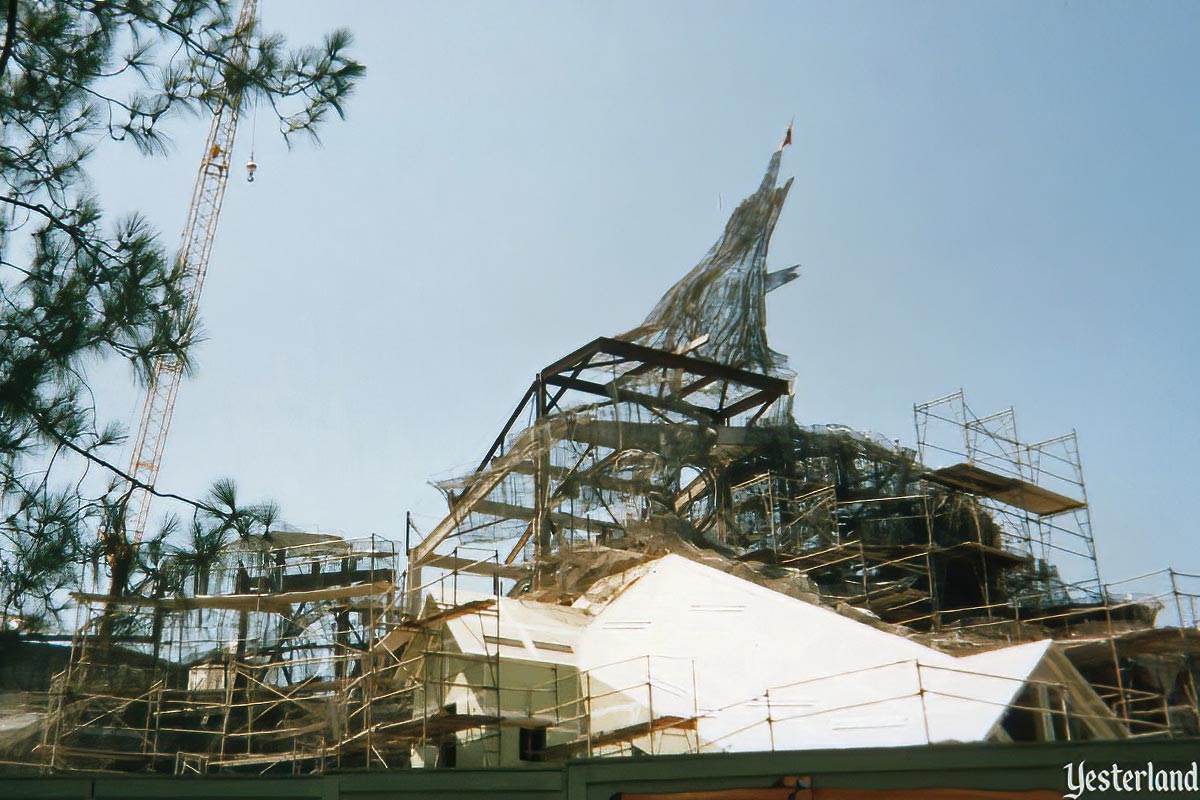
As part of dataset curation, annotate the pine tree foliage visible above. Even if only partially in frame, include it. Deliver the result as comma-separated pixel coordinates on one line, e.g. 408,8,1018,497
0,1,363,631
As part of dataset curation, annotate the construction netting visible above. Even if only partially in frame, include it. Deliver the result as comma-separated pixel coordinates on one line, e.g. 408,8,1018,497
619,150,798,378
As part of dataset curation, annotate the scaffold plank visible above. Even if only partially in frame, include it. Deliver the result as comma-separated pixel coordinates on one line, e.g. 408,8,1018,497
423,553,532,580
394,599,498,632
72,579,394,613
924,464,1084,516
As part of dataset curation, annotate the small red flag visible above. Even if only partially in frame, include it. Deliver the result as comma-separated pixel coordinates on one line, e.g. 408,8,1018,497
781,122,793,149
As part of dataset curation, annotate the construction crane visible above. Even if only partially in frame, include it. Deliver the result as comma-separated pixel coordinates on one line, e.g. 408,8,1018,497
121,0,258,548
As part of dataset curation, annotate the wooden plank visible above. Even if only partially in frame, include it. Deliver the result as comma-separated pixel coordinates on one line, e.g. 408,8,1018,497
394,599,497,631
924,464,1085,516
942,540,1031,567
423,553,531,580
72,579,394,613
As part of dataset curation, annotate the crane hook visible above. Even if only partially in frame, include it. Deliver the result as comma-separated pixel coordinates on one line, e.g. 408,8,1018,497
246,158,257,183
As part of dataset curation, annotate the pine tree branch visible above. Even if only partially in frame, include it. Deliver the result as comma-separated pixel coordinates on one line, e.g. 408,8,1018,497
31,410,221,519
0,194,114,262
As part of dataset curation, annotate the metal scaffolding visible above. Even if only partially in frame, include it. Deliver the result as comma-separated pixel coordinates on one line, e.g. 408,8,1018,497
43,534,400,774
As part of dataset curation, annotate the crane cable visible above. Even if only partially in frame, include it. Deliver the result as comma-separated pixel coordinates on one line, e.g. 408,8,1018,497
246,1,261,182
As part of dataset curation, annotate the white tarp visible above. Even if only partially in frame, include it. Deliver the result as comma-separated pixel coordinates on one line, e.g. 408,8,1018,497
438,554,1115,752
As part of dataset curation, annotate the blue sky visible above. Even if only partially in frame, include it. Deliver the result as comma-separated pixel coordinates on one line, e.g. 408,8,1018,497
88,2,1199,590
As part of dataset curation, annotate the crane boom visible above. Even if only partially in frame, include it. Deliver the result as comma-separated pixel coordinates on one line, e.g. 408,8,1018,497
123,0,258,544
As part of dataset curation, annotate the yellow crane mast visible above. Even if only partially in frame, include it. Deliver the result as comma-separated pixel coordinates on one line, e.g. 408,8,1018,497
123,0,258,546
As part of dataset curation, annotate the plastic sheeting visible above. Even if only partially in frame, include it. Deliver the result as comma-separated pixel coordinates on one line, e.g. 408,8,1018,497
620,151,798,377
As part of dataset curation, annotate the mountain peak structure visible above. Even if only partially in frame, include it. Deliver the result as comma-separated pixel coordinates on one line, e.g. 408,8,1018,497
620,150,799,377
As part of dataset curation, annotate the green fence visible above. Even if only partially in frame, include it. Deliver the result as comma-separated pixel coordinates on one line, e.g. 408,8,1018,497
6,739,1200,800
